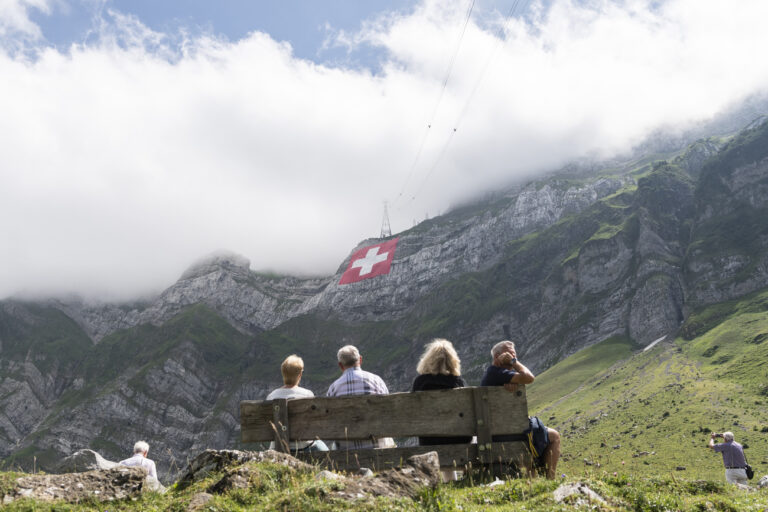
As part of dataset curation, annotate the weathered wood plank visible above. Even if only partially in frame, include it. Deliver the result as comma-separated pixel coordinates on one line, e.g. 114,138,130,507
240,401,273,443
472,387,493,464
241,386,528,443
271,399,290,453
294,442,531,472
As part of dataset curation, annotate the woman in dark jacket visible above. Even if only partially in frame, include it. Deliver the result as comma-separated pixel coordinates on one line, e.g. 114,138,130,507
412,338,472,446
412,338,471,481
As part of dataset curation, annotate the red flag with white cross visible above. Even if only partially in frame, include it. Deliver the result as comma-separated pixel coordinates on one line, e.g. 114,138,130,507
339,238,399,285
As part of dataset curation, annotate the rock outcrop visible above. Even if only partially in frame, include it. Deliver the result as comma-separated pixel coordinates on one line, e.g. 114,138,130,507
52,177,628,343
188,449,441,501
178,449,311,489
2,466,147,504
553,482,607,506
56,449,119,473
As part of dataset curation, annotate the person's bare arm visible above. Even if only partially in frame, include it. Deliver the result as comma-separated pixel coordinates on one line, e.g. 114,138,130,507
509,360,534,384
708,433,716,449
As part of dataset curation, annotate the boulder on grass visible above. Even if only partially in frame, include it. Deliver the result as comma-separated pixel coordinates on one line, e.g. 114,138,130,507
55,449,166,494
177,449,311,488
330,451,441,500
2,466,146,505
56,449,119,473
553,482,607,506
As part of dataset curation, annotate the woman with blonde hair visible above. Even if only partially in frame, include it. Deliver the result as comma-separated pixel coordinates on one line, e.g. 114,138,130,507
412,339,471,445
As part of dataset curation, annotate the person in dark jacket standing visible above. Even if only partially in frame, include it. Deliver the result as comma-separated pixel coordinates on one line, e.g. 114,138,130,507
709,431,748,485
412,338,470,481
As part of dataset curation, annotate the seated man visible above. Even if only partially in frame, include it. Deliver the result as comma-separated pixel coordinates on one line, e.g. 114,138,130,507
119,440,162,489
266,354,329,452
481,340,561,479
327,345,392,449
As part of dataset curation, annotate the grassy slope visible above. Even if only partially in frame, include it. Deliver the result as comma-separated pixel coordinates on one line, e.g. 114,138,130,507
527,336,639,412
2,460,767,511
529,289,768,484
0,303,93,375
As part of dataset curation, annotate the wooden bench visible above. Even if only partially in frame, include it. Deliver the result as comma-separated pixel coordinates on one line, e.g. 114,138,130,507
240,386,533,473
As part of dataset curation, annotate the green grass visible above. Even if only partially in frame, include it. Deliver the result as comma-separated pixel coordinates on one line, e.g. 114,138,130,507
679,296,768,393
528,336,638,412
0,302,93,375
2,461,767,511
527,297,768,484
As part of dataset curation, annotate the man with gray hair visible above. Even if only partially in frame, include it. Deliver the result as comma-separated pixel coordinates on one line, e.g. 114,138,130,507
709,431,748,484
327,345,390,448
481,340,535,387
480,340,561,479
119,440,159,482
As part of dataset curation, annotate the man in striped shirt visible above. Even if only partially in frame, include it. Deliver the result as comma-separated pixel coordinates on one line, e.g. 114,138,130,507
327,345,391,449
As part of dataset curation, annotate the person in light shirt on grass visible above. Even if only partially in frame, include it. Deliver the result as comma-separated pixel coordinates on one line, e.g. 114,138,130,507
119,440,164,490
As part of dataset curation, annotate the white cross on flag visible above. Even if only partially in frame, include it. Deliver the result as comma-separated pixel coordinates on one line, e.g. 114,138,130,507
339,238,399,285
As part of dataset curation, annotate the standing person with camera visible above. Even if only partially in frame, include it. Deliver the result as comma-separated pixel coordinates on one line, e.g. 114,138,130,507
709,431,748,485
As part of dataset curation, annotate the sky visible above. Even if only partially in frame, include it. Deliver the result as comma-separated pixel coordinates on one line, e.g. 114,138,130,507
1,0,768,301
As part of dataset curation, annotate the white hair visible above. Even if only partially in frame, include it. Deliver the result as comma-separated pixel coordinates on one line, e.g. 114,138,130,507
723,432,734,442
337,345,361,368
491,340,515,359
133,440,150,454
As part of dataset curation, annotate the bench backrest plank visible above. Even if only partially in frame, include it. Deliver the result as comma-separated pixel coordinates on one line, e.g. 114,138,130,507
240,386,529,443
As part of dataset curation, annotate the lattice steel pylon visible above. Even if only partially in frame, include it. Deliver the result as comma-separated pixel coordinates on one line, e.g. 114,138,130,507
380,201,392,239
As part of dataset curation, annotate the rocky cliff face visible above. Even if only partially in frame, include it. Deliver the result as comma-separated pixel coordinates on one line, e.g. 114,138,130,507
50,176,627,342
2,119,768,478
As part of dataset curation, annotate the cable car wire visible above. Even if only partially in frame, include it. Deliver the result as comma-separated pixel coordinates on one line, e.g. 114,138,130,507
405,0,530,205
393,0,476,208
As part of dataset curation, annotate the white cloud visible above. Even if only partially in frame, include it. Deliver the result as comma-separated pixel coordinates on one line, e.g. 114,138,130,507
1,0,768,300
0,0,51,41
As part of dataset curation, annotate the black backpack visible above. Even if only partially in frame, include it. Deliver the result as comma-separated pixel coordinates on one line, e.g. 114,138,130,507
525,416,549,467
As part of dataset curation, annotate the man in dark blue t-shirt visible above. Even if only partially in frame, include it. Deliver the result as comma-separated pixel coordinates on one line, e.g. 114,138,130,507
480,340,561,479
480,340,535,387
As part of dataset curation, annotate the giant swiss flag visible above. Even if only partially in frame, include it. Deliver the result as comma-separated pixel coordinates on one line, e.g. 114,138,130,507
339,238,399,285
